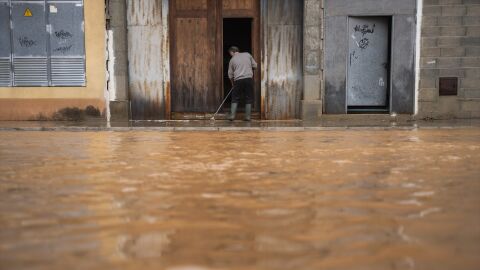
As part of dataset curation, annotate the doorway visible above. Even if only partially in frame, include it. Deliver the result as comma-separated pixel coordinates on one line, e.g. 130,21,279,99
223,18,253,110
347,16,392,114
169,0,260,118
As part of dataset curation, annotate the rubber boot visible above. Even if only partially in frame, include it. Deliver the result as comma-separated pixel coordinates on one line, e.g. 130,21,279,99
228,103,238,121
244,104,252,122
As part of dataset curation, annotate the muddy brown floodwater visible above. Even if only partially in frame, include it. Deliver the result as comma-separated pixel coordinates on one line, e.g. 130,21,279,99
0,129,479,270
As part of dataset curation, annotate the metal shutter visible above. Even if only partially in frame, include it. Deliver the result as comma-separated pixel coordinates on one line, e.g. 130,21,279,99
0,1,12,86
48,1,85,86
1,0,86,87
11,0,49,86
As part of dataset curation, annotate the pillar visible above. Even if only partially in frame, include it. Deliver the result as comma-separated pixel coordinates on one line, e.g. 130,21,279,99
301,0,323,121
106,0,130,121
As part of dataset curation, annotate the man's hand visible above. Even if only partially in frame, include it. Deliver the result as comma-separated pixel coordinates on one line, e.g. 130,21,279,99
230,78,234,87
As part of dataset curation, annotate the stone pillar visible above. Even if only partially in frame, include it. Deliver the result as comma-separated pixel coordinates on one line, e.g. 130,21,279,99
301,0,323,121
106,0,130,121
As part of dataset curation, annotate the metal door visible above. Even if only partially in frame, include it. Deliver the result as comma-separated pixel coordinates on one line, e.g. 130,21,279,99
48,1,86,86
0,1,11,86
347,17,390,107
170,0,220,113
11,0,48,86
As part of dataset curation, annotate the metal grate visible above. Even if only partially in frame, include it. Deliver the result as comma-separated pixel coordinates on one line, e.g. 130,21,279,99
439,77,458,96
13,58,48,86
0,58,11,86
51,58,85,86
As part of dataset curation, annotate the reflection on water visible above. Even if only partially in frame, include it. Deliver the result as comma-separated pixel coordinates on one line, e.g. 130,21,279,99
0,130,479,270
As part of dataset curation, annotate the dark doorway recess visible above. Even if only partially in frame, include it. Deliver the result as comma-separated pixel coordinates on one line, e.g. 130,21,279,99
223,18,253,110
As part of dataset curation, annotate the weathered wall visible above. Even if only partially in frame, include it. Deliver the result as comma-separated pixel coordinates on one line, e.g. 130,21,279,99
324,0,417,114
127,0,169,120
264,0,303,120
0,0,106,121
301,0,323,121
106,0,130,121
113,0,305,120
418,0,480,119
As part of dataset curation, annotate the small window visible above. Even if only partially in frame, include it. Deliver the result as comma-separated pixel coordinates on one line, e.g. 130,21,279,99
0,0,86,87
439,77,458,96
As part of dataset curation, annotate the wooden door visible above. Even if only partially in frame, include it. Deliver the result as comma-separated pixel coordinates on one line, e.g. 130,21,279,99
170,0,260,114
170,0,220,112
223,0,256,16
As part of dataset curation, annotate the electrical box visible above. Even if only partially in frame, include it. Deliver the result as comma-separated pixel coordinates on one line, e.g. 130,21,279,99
0,0,85,87
0,1,12,86
48,0,85,86
12,0,49,86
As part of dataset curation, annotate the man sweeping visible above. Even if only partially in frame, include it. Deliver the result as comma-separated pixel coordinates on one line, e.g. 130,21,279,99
227,46,257,121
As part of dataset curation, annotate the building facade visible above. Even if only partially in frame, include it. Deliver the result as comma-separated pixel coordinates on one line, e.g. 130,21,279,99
0,0,478,121
0,0,106,121
418,0,480,119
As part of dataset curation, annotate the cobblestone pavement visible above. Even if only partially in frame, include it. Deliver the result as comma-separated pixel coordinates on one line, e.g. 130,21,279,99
0,128,479,270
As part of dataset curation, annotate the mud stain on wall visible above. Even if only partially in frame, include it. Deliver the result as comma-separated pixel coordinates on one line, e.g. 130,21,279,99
0,99,105,121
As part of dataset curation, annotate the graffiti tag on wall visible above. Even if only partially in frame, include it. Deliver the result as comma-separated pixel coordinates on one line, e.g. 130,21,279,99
18,37,37,48
350,23,377,66
55,30,73,39
54,45,73,53
352,24,376,50
54,29,73,54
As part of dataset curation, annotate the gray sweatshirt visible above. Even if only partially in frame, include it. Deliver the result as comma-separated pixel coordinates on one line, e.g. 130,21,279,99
228,52,258,81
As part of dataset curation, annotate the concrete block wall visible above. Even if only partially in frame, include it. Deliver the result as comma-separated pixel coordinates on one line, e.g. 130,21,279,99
418,0,480,119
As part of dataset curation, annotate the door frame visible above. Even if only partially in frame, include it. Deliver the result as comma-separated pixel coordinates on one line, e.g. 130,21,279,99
168,0,261,118
221,5,261,113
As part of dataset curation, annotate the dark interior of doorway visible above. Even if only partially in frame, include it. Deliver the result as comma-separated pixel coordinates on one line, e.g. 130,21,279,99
223,18,253,111
348,17,392,115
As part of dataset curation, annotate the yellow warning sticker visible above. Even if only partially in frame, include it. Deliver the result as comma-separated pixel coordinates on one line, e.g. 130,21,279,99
24,8,32,17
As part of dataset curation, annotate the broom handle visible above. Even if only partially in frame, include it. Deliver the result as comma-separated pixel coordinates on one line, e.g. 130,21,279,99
212,87,234,117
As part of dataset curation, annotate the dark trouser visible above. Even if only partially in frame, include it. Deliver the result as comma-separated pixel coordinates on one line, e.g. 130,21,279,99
231,78,254,104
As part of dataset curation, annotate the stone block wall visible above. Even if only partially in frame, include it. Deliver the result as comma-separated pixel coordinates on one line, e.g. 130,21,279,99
302,0,324,120
418,0,480,119
106,0,130,121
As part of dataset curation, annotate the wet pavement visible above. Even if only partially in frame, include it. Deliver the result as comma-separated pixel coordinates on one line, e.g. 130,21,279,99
0,128,479,270
0,118,480,131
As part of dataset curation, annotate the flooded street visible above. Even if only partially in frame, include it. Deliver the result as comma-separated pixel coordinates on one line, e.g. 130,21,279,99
0,129,479,270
